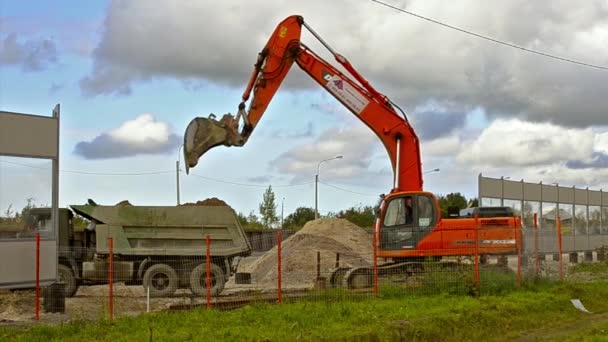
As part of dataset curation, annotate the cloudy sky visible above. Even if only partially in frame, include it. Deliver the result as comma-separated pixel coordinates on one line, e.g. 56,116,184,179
1,0,607,217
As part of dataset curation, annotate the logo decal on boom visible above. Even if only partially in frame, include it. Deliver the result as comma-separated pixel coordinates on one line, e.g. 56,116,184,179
321,69,369,115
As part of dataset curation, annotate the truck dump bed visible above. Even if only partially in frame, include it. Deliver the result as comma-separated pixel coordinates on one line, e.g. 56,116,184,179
71,204,252,257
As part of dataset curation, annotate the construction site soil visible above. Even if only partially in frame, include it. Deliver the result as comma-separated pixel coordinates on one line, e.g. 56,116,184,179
179,197,229,207
113,197,230,207
233,218,373,289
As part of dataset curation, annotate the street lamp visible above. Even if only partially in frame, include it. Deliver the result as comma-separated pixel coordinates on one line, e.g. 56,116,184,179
315,155,343,219
176,144,183,205
423,168,440,174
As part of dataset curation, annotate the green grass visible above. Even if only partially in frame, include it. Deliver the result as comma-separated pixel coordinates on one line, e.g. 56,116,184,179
2,281,608,341
570,261,608,274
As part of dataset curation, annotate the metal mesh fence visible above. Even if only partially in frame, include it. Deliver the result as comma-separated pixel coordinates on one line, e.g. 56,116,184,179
3,213,606,325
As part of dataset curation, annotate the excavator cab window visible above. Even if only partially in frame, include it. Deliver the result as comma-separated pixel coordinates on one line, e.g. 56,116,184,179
383,196,413,227
380,194,437,250
416,195,435,230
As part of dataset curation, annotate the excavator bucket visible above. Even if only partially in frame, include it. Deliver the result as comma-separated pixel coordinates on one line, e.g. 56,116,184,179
183,113,244,174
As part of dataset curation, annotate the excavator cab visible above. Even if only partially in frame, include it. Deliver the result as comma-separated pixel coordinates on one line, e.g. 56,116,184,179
183,112,245,173
379,192,439,251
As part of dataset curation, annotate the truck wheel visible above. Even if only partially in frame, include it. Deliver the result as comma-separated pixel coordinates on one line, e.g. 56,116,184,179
143,264,178,297
58,264,79,297
189,263,225,296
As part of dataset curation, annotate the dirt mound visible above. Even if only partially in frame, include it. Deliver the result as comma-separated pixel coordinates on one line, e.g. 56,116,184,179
180,197,229,207
241,218,372,288
115,200,132,206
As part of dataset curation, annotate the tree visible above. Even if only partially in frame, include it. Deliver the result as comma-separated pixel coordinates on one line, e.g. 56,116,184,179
18,197,37,224
236,211,248,226
259,185,278,229
331,205,376,228
283,207,316,230
436,192,468,218
236,211,265,230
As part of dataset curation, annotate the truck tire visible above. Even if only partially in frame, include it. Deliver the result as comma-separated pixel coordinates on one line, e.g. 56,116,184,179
58,264,79,297
142,263,178,297
189,263,225,296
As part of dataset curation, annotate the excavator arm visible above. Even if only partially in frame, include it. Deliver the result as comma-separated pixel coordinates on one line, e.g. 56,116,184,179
183,15,423,192
184,15,522,270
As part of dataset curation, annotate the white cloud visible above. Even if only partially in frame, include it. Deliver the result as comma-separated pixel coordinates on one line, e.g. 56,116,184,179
73,114,181,159
595,131,608,153
458,119,596,167
421,135,462,157
109,114,172,144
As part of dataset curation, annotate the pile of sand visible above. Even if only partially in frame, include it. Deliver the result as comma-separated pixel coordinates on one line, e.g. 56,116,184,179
180,197,229,207
241,218,373,289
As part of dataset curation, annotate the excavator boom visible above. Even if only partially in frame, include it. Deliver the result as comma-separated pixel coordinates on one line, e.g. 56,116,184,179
183,15,423,192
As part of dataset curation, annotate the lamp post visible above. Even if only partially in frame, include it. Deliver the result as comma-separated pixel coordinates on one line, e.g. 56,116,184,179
176,144,183,205
423,168,440,175
315,155,343,219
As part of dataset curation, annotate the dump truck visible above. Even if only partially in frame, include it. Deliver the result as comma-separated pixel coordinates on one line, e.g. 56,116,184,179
29,202,252,297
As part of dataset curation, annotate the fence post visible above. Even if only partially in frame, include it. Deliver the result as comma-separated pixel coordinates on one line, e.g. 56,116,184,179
206,235,211,310
474,214,480,292
35,232,40,320
534,213,539,276
372,220,379,298
557,216,563,281
517,225,522,288
108,237,113,320
146,286,150,313
277,230,282,304
316,251,321,280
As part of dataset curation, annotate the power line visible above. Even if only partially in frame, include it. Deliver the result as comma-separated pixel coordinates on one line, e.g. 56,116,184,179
319,180,379,197
1,159,315,188
187,171,313,188
1,158,317,189
370,0,608,71
0,159,173,175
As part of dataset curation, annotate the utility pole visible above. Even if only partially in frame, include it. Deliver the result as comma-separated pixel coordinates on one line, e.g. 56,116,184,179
176,160,180,205
176,145,183,205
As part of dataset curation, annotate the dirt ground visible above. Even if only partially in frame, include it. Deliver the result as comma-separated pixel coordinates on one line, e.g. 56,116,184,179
3,252,607,325
0,281,267,325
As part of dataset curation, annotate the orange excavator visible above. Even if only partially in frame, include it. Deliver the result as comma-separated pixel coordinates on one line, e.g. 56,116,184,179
183,15,521,288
